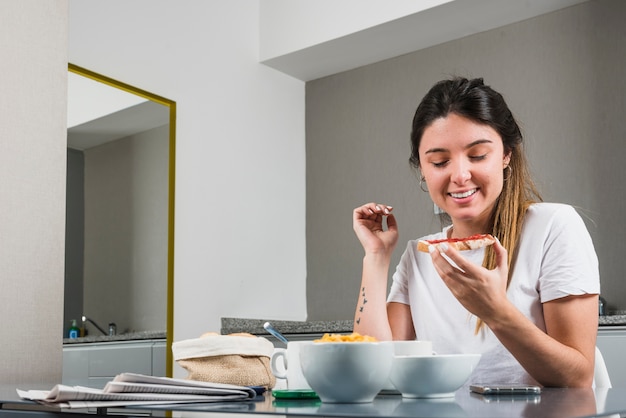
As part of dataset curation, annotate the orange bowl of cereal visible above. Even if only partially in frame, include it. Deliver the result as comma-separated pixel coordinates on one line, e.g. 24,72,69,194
300,333,393,403
313,332,379,343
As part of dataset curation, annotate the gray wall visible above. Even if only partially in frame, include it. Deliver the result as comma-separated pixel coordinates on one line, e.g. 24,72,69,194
65,149,85,337
68,125,169,335
306,0,626,320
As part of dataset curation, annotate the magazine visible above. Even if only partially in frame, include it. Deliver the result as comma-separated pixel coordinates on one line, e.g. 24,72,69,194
17,373,257,409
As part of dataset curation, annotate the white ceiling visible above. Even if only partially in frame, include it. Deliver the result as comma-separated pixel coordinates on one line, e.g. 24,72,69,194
260,0,590,81
67,72,169,151
67,100,169,151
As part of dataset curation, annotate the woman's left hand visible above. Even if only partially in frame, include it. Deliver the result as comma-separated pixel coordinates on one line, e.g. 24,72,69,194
431,238,597,387
428,239,510,319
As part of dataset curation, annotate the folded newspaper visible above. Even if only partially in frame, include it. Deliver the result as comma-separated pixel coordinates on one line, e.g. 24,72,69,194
17,373,257,409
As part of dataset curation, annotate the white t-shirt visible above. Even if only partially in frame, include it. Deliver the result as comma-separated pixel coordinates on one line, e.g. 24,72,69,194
387,203,600,385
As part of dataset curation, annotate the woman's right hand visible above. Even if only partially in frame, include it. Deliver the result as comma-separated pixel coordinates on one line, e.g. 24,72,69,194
353,202,398,257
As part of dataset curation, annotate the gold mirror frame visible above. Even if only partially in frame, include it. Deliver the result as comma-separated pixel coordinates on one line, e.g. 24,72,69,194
68,63,176,376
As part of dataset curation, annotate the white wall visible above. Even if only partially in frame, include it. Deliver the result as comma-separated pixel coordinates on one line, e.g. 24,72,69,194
68,0,307,375
0,0,67,383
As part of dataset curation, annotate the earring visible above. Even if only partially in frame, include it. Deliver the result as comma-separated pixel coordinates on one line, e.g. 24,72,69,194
420,176,429,192
503,165,512,181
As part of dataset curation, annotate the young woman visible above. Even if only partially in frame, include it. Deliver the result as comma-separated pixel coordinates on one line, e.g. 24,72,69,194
352,77,599,387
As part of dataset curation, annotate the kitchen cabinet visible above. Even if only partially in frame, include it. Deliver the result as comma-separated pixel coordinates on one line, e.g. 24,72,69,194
597,326,626,388
62,339,166,388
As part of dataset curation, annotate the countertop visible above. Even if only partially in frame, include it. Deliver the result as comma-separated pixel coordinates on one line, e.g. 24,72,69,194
63,330,166,344
221,318,353,336
599,313,626,326
221,313,626,336
61,313,623,344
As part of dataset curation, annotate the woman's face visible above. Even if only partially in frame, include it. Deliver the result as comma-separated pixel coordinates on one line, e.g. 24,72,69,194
418,113,510,234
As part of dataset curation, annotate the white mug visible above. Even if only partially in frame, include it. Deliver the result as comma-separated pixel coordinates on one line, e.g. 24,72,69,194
270,341,312,390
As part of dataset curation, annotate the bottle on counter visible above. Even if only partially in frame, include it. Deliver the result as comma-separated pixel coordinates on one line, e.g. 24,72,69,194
68,319,80,339
599,296,607,316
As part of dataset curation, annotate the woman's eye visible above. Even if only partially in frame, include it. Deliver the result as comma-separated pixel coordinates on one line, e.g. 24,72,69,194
432,160,449,168
470,154,487,161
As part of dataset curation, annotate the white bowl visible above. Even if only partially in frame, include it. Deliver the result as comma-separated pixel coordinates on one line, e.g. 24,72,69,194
381,340,433,392
389,354,481,398
392,340,433,356
300,341,393,403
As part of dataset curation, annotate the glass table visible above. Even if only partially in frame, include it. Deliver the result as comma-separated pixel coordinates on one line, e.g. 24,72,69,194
3,384,626,417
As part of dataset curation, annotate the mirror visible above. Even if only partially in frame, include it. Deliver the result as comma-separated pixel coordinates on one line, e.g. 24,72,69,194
64,64,176,376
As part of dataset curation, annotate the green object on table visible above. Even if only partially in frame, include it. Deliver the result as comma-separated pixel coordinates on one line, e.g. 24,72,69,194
272,389,319,399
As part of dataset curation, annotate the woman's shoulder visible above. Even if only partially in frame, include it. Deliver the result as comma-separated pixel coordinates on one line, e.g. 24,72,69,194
524,202,588,232
526,202,580,218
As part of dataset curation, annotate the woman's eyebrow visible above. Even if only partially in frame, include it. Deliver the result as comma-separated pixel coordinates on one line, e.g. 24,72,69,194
424,147,447,155
424,139,493,155
466,139,493,149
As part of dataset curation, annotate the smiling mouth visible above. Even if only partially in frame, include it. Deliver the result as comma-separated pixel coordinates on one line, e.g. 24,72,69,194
449,189,477,199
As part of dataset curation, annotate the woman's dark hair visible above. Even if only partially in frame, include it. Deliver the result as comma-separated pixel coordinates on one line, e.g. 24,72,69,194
408,77,542,333
409,77,521,169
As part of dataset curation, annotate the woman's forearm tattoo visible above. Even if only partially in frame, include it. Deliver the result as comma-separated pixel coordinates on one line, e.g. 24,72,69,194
356,287,367,325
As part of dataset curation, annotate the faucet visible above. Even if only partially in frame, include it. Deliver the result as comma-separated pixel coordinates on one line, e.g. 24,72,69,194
82,315,108,336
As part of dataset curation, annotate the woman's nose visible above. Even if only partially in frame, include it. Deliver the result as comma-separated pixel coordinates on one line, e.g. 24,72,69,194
451,161,471,184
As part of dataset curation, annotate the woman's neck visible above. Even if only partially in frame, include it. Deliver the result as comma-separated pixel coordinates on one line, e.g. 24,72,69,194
449,209,494,239
448,223,490,239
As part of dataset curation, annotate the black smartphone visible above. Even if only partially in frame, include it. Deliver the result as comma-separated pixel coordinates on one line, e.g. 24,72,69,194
470,384,542,395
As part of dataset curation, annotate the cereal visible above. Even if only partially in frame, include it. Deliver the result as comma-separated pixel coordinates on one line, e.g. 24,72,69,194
314,332,378,342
